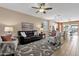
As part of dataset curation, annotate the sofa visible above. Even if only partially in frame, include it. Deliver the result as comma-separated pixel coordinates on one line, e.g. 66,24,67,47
18,30,42,45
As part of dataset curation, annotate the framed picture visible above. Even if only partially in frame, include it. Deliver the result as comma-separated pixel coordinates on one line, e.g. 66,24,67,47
22,22,34,31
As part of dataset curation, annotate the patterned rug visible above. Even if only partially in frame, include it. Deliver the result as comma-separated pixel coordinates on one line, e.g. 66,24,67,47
0,38,61,56
17,38,55,56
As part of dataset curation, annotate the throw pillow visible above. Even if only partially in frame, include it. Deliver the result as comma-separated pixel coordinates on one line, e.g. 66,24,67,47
1,35,12,41
20,32,27,37
34,32,38,36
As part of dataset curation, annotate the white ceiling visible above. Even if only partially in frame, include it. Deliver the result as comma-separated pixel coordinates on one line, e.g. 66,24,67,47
0,3,79,22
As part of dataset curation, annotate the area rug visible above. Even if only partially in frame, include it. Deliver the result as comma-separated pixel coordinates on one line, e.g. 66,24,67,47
17,38,55,56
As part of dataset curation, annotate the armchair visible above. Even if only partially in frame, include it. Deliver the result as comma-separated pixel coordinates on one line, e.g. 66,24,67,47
0,37,18,56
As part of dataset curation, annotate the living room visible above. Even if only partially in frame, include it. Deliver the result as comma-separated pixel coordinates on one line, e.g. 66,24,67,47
0,3,58,56
0,3,79,56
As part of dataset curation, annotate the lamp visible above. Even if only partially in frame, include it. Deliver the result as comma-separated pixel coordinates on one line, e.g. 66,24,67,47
40,28,43,32
4,27,13,34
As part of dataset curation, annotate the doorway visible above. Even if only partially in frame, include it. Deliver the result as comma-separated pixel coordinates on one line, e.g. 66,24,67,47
63,24,79,41
69,25,78,36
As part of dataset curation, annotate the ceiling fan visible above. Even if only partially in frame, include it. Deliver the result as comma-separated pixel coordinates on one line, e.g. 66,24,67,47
32,3,52,14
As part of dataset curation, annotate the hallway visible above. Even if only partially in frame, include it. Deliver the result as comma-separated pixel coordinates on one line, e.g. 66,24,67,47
52,32,79,56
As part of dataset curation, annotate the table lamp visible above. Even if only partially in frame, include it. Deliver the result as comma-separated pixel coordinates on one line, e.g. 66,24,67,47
4,27,13,34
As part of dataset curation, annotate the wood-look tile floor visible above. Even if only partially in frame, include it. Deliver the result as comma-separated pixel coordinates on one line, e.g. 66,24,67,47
52,32,79,56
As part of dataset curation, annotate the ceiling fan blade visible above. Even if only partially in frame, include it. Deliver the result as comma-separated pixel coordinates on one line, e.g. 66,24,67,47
45,8,52,10
36,11,39,13
38,3,45,8
32,7,40,9
40,3,45,6
43,11,46,14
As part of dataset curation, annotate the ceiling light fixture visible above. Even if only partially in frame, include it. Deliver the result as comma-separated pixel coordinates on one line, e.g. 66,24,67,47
39,9,45,12
32,3,52,14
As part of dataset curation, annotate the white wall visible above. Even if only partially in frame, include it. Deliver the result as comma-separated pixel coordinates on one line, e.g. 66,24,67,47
0,7,44,35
